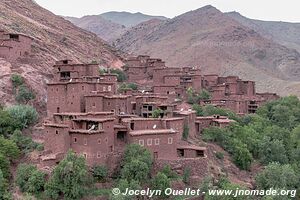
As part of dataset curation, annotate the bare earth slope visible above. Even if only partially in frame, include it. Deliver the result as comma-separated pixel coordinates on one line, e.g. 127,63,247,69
0,0,123,106
227,11,300,53
64,15,127,42
114,5,300,96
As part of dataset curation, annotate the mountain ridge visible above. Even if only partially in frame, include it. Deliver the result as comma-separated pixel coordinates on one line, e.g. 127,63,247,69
113,5,300,97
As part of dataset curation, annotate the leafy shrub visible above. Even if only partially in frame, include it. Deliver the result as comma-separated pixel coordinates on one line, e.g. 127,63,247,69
92,165,108,182
6,105,38,130
215,152,224,160
16,164,46,195
111,69,127,82
151,172,170,199
11,74,24,88
15,85,35,104
152,108,163,118
11,130,42,153
45,151,90,200
183,167,191,184
161,165,178,179
182,124,189,140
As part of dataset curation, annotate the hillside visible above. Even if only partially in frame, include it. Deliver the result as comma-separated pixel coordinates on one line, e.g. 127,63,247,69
0,0,123,107
100,11,167,27
114,5,300,97
64,15,127,42
227,11,300,53
64,12,167,42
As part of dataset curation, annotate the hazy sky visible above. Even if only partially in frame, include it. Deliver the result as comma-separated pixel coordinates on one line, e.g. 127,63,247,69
35,0,300,22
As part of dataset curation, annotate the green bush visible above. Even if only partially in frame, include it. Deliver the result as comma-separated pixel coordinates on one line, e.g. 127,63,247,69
215,152,224,160
6,105,38,130
161,165,178,179
111,69,127,82
11,74,24,88
11,130,42,153
182,124,189,140
45,150,90,200
15,85,35,104
16,164,46,195
152,108,163,118
151,172,170,199
256,162,298,190
92,165,108,182
183,167,191,184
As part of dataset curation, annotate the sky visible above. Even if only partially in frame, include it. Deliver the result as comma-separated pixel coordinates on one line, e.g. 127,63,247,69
34,0,300,22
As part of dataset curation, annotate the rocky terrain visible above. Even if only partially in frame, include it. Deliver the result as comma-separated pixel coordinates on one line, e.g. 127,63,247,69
114,5,300,97
65,11,167,42
64,15,127,42
0,0,124,107
227,11,300,53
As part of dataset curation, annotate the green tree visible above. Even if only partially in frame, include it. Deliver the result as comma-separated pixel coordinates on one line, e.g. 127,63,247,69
45,151,90,200
121,159,150,183
6,105,38,130
192,104,203,116
111,69,127,82
183,167,191,184
255,162,298,190
122,144,152,169
0,154,11,179
258,137,288,165
11,129,42,153
197,89,211,100
110,179,141,200
92,165,108,182
151,172,170,199
182,124,189,140
161,165,178,179
16,164,46,195
0,109,18,136
11,74,24,88
15,85,35,104
152,108,163,118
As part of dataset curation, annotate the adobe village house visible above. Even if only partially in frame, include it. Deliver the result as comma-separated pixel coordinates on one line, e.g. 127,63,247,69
39,55,279,182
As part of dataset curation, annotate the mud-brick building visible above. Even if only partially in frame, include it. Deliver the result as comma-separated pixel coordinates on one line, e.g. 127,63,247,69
46,61,118,116
195,115,235,135
84,94,133,115
124,55,166,82
0,30,32,61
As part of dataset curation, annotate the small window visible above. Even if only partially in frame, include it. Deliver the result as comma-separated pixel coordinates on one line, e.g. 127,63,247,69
147,139,152,146
82,86,84,90
108,102,111,106
92,102,96,107
168,137,173,144
83,153,87,159
105,138,108,143
98,139,101,144
154,138,160,145
139,139,144,146
83,138,87,145
103,86,106,91
74,137,77,143
108,86,111,91
97,152,101,158
55,130,58,135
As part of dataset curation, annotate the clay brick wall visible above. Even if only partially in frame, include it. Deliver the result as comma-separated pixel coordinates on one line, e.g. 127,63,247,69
128,133,178,159
44,125,70,154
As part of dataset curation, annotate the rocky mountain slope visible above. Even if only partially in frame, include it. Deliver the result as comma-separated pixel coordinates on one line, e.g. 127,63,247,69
0,0,123,107
64,12,167,42
64,15,127,42
227,11,300,53
114,5,300,96
100,11,167,27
